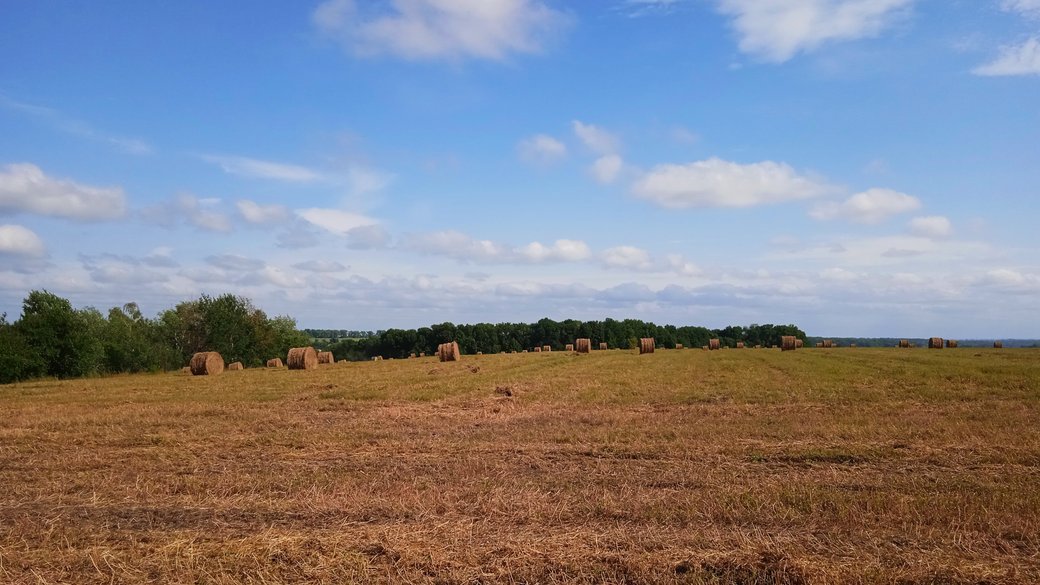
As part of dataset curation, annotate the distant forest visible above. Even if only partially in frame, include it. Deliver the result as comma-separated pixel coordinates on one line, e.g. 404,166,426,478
317,320,808,362
805,337,1039,348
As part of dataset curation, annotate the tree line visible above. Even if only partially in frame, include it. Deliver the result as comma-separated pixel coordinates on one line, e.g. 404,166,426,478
322,319,807,361
0,290,309,384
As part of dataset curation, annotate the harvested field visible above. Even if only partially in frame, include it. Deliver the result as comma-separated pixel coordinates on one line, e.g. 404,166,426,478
1,349,1039,584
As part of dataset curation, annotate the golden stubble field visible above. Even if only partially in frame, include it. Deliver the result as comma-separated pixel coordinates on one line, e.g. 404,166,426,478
1,348,1039,584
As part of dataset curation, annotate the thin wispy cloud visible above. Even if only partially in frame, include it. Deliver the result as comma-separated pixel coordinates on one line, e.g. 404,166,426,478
0,94,152,155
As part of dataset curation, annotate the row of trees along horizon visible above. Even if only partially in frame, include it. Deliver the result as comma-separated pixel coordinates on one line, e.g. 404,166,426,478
0,290,810,384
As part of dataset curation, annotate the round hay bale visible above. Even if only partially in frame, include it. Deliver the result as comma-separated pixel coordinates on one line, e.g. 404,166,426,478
781,336,796,352
822,339,833,348
736,342,745,349
946,339,958,348
266,358,283,368
576,338,591,353
639,338,655,354
754,345,762,349
287,347,318,370
815,342,824,348
542,345,552,352
522,349,528,353
189,352,224,376
675,343,684,350
419,352,426,357
898,339,910,348
565,344,574,352
709,338,721,351
928,337,944,349
701,345,709,350
438,341,460,362
599,342,608,350
534,347,542,353
994,341,1003,349
794,339,804,349
409,353,416,359
227,361,243,371
317,351,335,364
477,351,483,355
849,343,856,348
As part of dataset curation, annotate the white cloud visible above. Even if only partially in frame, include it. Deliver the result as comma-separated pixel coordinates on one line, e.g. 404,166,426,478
346,224,392,249
716,0,914,63
236,200,290,225
516,239,591,262
294,260,348,273
0,163,126,221
0,224,45,257
402,230,591,264
810,188,921,223
572,120,620,155
206,254,266,272
1002,0,1040,18
633,157,834,208
201,155,323,182
973,37,1040,76
403,230,506,262
141,194,233,233
0,94,153,155
590,154,624,184
909,215,952,239
313,0,569,62
517,134,568,166
297,208,379,235
602,246,654,270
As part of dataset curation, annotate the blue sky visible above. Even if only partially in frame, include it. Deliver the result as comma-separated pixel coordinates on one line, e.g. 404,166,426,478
1,0,1038,336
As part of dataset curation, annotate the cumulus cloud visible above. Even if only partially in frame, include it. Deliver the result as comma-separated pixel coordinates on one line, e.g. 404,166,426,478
517,133,568,166
973,37,1040,76
572,120,620,155
0,163,126,221
346,224,392,249
809,188,921,223
632,157,834,208
0,224,45,257
1002,0,1040,18
402,230,591,264
80,254,169,285
297,208,379,235
294,260,348,272
276,220,324,249
602,246,654,270
516,239,591,262
909,215,953,238
206,254,266,272
716,0,914,63
200,155,322,182
313,0,569,61
590,154,624,184
236,200,291,224
141,194,233,233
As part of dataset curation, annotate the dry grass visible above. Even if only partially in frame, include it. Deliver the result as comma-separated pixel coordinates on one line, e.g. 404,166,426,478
1,349,1039,583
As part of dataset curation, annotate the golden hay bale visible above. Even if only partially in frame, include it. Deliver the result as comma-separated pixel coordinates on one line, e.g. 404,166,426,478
565,344,574,352
266,358,283,368
419,352,426,357
227,361,243,371
639,338,655,354
709,338,721,351
287,346,318,370
675,343,684,350
409,353,416,359
795,339,804,349
438,341,460,362
576,338,591,353
522,349,528,353
946,339,958,348
317,351,335,365
542,345,552,352
189,351,224,376
599,342,608,350
534,347,541,353
815,342,824,348
736,342,745,349
477,351,483,355
994,341,1003,349
781,336,796,352
701,345,709,350
928,337,944,349
898,339,910,348
755,345,762,349
822,339,833,348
